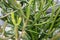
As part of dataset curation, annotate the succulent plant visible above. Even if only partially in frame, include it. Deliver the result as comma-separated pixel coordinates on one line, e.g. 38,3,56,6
0,0,60,40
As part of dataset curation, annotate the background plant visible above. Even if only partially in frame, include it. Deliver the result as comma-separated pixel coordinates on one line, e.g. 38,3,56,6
0,0,60,40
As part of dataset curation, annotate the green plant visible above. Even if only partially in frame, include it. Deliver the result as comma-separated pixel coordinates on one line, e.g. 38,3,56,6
0,0,60,40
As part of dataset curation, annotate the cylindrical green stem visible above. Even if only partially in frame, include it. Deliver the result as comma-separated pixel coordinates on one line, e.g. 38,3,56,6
14,25,18,40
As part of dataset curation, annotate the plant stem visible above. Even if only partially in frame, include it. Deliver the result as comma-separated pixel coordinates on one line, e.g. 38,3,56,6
14,25,18,40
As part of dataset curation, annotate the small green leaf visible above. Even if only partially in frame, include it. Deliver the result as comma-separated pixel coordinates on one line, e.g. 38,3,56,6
11,12,16,25
17,17,22,25
26,6,30,19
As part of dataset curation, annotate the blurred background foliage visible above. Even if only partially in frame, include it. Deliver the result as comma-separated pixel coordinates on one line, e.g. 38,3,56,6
0,0,60,40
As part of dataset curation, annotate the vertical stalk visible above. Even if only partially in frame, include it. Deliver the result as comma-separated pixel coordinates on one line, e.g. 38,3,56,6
14,25,18,40
11,11,21,40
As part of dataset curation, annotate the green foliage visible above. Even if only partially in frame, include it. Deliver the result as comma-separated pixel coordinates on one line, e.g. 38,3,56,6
0,0,60,40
